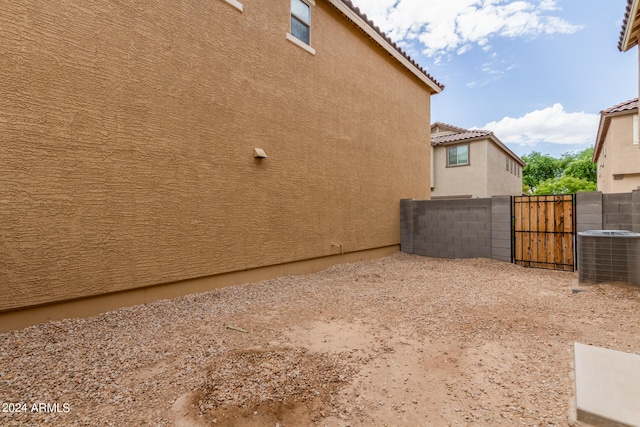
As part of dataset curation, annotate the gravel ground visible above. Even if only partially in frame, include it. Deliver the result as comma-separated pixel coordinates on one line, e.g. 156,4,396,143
1,253,640,426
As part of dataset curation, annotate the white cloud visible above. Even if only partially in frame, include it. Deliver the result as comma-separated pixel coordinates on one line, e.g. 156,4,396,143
480,104,599,146
350,0,582,57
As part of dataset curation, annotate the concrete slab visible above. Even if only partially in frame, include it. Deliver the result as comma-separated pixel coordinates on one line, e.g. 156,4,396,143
574,342,640,427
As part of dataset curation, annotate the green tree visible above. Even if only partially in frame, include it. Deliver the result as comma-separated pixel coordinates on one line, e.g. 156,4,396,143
522,147,596,194
562,147,596,182
521,151,561,189
533,175,596,195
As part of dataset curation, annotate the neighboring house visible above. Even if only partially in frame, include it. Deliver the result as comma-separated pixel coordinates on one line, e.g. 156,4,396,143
604,2,640,194
593,98,640,193
0,0,443,329
430,123,525,199
619,0,640,99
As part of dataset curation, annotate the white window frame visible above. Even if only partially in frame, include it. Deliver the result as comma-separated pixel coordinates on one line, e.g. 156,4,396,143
287,0,316,55
634,115,639,145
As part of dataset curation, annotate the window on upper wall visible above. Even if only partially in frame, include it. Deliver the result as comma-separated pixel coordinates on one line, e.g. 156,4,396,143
634,115,639,145
447,145,469,166
506,156,509,171
291,0,311,45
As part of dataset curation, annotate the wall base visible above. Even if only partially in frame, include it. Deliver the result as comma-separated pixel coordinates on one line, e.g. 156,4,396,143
0,245,398,333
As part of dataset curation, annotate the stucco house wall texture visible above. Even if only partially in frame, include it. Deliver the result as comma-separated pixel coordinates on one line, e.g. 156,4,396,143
432,140,489,197
0,0,441,323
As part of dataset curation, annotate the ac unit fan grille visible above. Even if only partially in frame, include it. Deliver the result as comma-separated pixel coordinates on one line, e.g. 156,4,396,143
577,230,640,286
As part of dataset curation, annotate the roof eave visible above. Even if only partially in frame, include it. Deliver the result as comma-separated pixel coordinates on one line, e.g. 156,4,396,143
620,0,640,51
431,122,468,133
432,134,490,146
593,107,638,161
432,134,526,166
327,0,443,94
593,115,609,162
488,135,526,167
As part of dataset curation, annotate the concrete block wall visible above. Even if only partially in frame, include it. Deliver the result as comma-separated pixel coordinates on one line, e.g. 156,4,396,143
400,199,414,253
402,190,640,264
576,190,640,232
576,192,603,232
603,193,633,230
491,196,512,262
401,197,510,262
634,190,640,233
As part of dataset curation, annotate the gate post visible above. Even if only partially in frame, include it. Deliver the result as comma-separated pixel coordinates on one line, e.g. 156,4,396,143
491,195,512,263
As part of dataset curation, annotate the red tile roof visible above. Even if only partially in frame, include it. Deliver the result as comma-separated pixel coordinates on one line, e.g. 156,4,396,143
432,129,493,145
337,0,444,91
593,98,639,162
431,123,525,166
600,98,638,115
431,121,469,133
619,0,635,51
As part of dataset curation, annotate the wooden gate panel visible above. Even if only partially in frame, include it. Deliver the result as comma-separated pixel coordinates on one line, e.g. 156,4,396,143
513,194,575,271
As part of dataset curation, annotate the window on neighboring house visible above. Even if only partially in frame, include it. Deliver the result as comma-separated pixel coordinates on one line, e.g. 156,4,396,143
517,165,520,177
447,145,469,166
291,0,311,45
506,156,509,171
634,115,639,145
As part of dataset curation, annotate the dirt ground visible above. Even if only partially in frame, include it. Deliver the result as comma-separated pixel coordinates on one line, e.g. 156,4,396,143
2,253,640,426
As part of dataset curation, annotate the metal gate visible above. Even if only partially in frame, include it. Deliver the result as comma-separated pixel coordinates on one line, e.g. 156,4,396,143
512,194,576,271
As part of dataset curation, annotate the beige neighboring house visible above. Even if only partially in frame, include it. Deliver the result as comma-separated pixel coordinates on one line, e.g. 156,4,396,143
593,98,640,193
620,0,640,97
430,122,525,199
605,1,640,194
0,0,443,330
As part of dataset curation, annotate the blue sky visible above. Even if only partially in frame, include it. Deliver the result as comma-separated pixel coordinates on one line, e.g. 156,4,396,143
349,0,638,158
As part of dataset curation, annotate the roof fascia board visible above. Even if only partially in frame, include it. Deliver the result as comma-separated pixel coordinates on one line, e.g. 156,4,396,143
593,116,610,162
433,135,488,146
326,0,442,94
592,108,638,161
602,107,639,119
621,0,640,51
488,135,526,167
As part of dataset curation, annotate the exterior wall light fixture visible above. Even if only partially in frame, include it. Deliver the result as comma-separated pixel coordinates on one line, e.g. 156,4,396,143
254,148,267,159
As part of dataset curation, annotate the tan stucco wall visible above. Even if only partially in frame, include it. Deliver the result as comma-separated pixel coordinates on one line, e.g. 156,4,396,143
597,114,640,193
0,0,433,313
431,139,521,198
486,141,523,196
431,140,488,198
